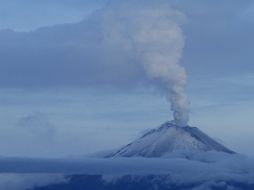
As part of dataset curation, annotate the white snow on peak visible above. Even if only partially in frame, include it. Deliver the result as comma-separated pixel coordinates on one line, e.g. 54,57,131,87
107,121,234,158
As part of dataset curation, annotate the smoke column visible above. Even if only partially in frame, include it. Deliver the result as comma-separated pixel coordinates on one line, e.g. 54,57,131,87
132,9,189,127
100,1,189,126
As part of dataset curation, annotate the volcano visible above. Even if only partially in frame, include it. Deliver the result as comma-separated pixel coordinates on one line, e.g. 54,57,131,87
107,121,234,158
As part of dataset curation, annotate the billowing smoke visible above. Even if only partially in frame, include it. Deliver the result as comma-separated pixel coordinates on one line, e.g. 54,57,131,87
98,1,189,126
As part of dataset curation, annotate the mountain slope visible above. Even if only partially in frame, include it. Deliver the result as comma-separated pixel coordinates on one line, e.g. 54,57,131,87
107,121,234,158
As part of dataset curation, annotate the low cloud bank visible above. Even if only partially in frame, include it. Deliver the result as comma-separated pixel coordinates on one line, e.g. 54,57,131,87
1,152,254,189
0,152,253,176
0,174,67,190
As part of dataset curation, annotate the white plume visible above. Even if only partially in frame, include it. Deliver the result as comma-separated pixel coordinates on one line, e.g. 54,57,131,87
98,1,189,126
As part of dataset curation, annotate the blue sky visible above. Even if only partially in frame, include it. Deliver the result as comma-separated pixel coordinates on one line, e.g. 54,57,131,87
0,0,107,31
0,0,254,158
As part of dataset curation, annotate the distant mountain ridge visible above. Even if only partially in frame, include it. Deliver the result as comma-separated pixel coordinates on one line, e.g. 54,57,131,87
107,121,234,158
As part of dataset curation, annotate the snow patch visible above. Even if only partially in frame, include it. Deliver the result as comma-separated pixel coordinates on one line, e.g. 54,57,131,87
107,121,234,158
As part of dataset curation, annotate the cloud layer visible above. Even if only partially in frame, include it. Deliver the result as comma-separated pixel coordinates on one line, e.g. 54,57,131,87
0,174,66,190
1,152,254,190
0,0,106,31
0,0,254,89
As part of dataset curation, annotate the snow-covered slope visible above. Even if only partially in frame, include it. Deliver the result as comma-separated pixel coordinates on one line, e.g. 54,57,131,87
107,121,234,158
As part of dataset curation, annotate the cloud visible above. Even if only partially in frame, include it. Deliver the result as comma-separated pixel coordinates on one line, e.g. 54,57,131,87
0,0,253,91
0,18,143,89
0,152,254,189
0,174,67,190
0,0,107,31
0,1,193,127
17,112,56,138
0,0,183,91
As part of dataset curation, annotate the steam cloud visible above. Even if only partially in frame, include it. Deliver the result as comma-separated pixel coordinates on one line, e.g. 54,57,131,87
0,0,190,126
99,1,189,126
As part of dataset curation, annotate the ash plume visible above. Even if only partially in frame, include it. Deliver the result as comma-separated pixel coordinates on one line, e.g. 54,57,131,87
99,1,189,126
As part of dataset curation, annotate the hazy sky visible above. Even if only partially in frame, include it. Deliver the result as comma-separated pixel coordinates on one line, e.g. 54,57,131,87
0,0,254,158
0,0,107,31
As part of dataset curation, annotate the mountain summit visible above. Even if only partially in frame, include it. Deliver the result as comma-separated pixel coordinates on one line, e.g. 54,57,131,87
107,121,234,158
